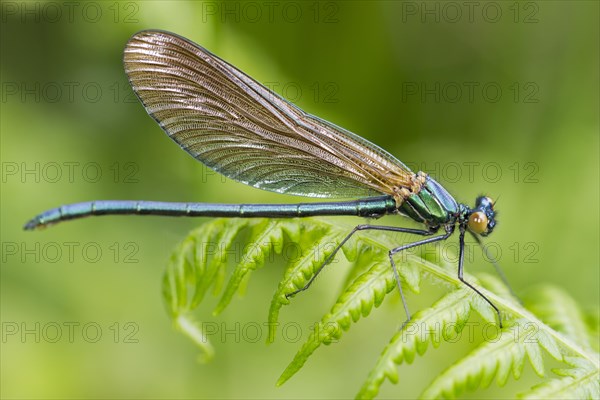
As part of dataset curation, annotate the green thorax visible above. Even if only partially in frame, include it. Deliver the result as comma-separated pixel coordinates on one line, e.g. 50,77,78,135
399,175,459,226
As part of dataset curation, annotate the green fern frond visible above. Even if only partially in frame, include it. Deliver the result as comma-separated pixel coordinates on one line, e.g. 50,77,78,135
356,288,475,399
523,285,593,350
521,356,599,399
213,219,284,314
418,284,599,399
161,218,598,398
277,257,399,386
419,319,561,399
266,227,343,343
516,286,600,400
585,311,600,352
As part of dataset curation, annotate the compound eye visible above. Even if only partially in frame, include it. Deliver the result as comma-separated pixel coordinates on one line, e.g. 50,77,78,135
468,211,488,234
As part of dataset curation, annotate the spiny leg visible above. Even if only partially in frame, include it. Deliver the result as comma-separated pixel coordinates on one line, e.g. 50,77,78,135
469,231,520,302
285,224,436,299
388,228,454,327
459,227,503,328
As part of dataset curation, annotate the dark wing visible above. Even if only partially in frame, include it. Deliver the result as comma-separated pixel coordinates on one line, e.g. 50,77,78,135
123,30,414,199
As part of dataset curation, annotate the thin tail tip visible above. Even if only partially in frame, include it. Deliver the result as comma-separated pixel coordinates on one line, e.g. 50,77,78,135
23,217,42,231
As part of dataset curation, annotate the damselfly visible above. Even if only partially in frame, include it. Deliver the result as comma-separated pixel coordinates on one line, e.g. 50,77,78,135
25,30,507,327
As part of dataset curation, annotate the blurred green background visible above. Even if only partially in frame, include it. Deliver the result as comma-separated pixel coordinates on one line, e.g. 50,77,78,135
1,1,598,398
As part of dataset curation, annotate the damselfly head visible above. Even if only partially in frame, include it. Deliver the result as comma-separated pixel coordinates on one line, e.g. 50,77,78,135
467,196,496,236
